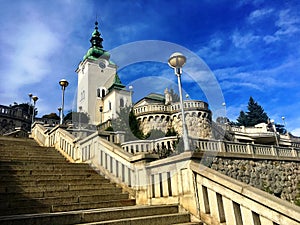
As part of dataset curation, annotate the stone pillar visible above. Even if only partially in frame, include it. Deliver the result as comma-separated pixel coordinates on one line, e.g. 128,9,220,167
247,143,254,154
218,140,226,152
207,188,225,223
260,216,274,225
271,146,278,156
240,206,255,225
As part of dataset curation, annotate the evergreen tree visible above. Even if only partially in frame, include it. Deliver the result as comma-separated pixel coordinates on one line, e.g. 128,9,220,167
111,106,144,141
128,109,144,139
237,110,249,126
236,97,268,126
42,113,60,120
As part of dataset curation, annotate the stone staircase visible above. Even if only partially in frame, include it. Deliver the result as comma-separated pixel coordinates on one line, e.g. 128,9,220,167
0,137,199,225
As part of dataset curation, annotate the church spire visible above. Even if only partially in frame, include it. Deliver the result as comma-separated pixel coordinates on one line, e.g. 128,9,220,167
90,21,103,48
83,21,110,61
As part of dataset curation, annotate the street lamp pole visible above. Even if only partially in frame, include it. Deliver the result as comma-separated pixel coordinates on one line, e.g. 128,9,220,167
58,107,62,124
59,79,69,125
168,52,190,151
282,116,287,134
129,85,133,107
28,93,33,116
270,119,279,146
78,106,82,129
31,96,38,125
99,106,103,125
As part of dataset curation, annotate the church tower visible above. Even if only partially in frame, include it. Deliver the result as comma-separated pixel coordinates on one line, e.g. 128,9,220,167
76,22,132,125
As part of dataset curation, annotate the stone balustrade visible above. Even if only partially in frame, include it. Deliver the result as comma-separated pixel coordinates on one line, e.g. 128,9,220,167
121,136,300,159
133,100,209,116
121,136,179,154
190,161,300,225
31,124,300,225
31,123,48,146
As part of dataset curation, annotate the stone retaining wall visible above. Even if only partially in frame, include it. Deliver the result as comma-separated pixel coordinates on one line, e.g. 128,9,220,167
206,157,300,205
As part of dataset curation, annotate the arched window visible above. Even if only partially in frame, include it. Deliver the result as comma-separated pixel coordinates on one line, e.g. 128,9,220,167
97,87,107,98
108,101,112,110
120,98,124,108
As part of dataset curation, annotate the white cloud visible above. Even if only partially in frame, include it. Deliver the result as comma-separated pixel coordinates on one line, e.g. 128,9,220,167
275,9,300,36
197,37,223,60
263,9,300,43
291,128,300,137
0,19,61,93
115,23,148,42
0,0,94,115
231,31,260,48
248,8,274,23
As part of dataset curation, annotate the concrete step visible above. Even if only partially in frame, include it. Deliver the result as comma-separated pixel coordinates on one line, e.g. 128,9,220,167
0,173,105,182
0,187,123,200
0,177,110,187
0,205,186,225
0,168,98,176
0,158,68,164
0,199,136,216
0,147,61,151
52,199,136,213
173,222,203,225
0,153,64,158
76,213,190,225
0,161,93,169
0,183,118,194
0,193,130,209
0,156,68,162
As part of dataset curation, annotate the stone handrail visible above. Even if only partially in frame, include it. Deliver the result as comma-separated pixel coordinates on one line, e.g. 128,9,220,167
133,100,209,116
31,123,79,162
54,127,79,162
189,161,300,225
31,124,300,224
135,152,300,224
121,136,300,159
121,136,179,154
31,123,48,146
79,133,137,192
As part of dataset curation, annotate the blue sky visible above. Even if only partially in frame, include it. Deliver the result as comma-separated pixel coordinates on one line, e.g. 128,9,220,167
1,0,300,136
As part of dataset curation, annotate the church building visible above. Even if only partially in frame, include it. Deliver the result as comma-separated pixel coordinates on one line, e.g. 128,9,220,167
76,22,212,140
76,22,132,125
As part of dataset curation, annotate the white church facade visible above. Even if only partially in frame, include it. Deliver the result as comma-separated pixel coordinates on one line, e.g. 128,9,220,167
76,22,132,125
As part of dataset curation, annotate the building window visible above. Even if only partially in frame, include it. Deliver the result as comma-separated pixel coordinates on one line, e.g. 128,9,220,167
102,89,106,98
108,101,112,110
120,98,124,108
97,87,107,98
80,90,85,101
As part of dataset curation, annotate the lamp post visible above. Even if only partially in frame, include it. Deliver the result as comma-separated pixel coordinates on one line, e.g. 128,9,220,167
282,116,287,134
99,106,103,124
28,93,33,116
129,85,133,107
78,106,82,129
58,107,62,124
59,79,69,124
168,52,190,151
270,119,279,146
31,96,38,125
